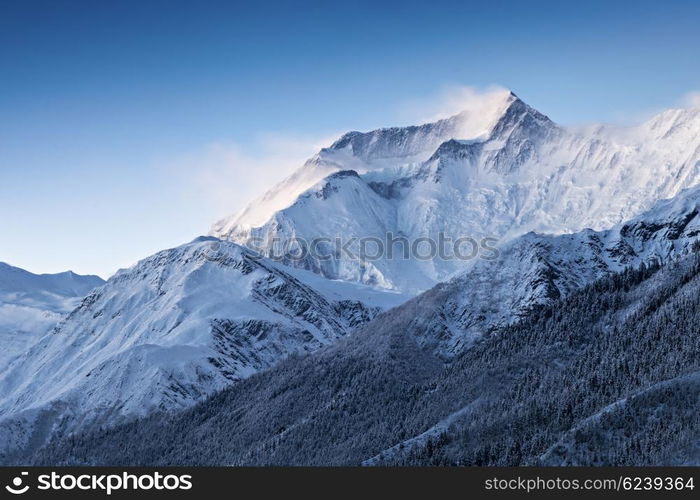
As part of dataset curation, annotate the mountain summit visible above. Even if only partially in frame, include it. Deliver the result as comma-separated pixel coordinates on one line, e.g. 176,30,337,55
212,93,700,293
211,89,529,235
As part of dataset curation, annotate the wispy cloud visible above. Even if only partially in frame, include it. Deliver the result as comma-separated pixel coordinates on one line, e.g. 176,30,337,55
174,86,519,223
169,132,340,220
398,84,512,124
681,91,700,107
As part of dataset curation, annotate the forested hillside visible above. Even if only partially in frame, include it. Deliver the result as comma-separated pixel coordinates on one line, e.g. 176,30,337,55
30,249,700,466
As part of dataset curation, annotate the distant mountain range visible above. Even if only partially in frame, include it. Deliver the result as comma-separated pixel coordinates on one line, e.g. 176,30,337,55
0,263,103,368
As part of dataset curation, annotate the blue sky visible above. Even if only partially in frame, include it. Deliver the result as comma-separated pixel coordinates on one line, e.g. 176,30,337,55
2,0,700,277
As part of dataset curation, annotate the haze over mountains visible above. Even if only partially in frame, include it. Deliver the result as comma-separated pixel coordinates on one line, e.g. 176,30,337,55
2,90,700,465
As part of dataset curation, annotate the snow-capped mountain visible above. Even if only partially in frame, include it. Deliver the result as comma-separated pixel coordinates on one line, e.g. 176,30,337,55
388,184,700,356
5,89,700,465
211,90,516,236
34,234,700,467
0,238,408,457
0,263,104,368
212,90,700,293
8,174,696,459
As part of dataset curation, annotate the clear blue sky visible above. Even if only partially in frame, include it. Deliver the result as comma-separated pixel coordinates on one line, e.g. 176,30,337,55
2,0,699,277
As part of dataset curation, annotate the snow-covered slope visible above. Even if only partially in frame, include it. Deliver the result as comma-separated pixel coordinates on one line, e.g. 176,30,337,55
0,263,104,368
33,240,700,466
0,238,408,457
211,89,516,236
356,183,700,356
212,92,700,293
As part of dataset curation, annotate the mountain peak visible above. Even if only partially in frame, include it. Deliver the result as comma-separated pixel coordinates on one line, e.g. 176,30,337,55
213,91,700,295
447,89,524,140
325,90,524,163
